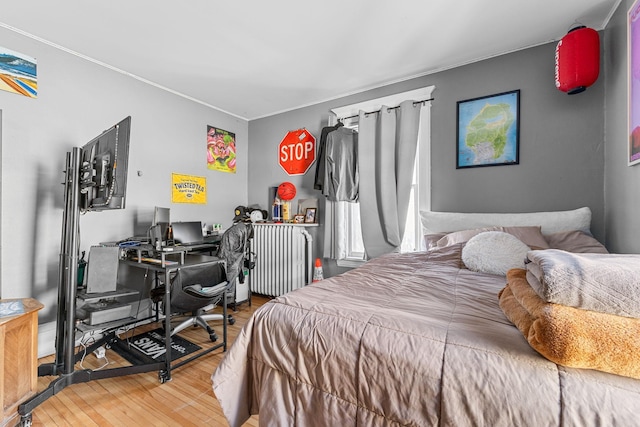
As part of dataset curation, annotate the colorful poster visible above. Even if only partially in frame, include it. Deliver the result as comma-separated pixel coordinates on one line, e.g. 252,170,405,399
171,173,206,204
629,1,640,165
0,46,37,98
207,126,236,173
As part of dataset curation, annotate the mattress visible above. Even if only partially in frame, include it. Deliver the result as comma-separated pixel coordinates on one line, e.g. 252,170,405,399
212,244,640,426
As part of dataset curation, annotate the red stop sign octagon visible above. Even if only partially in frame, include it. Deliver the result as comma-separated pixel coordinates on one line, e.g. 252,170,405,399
278,129,316,175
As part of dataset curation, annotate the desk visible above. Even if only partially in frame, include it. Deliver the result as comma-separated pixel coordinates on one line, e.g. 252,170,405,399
120,253,226,383
128,240,220,267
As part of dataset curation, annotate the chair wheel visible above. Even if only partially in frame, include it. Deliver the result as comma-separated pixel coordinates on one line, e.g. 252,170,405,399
159,370,171,383
20,414,32,427
209,332,218,342
228,315,236,325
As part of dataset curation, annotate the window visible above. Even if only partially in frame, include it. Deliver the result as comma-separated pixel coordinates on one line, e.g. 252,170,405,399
326,87,433,266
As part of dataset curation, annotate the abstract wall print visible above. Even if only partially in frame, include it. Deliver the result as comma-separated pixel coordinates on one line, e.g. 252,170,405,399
207,126,237,173
0,46,37,98
456,90,520,169
171,173,206,204
629,0,640,166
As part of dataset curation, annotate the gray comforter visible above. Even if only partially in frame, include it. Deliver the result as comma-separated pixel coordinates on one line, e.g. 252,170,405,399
211,244,640,426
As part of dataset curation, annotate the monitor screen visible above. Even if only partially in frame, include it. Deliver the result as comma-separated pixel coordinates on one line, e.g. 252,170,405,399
153,206,170,225
172,221,204,245
150,206,170,243
79,116,131,211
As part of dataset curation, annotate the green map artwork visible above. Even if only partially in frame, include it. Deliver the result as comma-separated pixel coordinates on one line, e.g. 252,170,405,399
457,90,519,168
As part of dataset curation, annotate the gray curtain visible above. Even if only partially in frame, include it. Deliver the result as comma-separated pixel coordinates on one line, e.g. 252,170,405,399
357,100,422,259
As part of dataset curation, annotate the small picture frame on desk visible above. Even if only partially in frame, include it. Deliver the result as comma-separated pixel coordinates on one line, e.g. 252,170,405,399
304,208,317,223
293,214,305,224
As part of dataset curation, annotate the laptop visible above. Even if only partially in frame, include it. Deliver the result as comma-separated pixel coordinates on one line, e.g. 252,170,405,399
171,221,219,248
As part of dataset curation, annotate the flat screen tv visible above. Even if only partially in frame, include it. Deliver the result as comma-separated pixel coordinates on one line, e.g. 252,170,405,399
79,116,131,211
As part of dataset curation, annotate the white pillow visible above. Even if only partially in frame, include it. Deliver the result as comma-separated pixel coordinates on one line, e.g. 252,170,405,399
420,207,591,236
462,231,530,276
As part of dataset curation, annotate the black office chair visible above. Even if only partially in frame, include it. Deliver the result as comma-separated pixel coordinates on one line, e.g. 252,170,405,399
217,222,254,309
165,262,234,343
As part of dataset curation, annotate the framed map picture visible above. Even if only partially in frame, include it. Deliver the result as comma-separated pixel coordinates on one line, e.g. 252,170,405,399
456,90,520,169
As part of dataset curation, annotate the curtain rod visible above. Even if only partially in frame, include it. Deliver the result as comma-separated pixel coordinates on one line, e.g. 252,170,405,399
337,97,434,121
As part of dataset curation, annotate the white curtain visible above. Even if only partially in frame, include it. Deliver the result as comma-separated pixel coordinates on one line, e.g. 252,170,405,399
357,100,422,259
322,199,347,260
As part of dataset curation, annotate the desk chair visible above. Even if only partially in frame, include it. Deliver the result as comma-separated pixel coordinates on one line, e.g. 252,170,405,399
218,222,254,309
165,262,234,343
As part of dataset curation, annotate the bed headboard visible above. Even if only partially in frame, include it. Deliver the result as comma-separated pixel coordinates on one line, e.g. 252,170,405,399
420,207,591,236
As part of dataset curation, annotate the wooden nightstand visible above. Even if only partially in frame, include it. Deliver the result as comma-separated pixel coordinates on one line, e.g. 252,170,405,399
0,298,43,427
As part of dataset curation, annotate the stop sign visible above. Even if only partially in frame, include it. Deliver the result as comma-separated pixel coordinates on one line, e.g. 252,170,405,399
278,129,316,175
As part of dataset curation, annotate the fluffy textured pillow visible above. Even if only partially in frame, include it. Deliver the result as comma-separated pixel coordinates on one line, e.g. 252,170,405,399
544,230,608,253
420,207,591,236
435,226,549,250
462,231,531,275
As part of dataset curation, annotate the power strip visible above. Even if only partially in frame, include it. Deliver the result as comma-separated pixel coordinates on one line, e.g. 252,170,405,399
93,346,106,359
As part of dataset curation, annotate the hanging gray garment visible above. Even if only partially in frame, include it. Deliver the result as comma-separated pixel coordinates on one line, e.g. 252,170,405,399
314,123,343,191
217,222,250,289
323,126,359,202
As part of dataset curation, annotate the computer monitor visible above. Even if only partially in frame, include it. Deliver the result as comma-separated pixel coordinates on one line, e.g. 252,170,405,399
79,116,131,211
153,206,170,225
171,221,204,245
150,206,170,243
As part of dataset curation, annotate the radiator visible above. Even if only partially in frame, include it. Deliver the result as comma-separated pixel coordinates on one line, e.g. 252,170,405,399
252,224,313,297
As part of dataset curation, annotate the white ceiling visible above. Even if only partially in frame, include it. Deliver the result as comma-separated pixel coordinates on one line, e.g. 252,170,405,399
0,0,621,120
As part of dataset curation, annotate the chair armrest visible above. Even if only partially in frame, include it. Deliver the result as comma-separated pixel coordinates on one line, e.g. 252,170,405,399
183,281,228,298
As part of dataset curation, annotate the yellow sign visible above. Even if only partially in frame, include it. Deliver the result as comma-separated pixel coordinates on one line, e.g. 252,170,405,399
171,173,206,204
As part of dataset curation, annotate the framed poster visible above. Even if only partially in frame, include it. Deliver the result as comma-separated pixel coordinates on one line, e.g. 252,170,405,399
207,126,237,173
629,1,640,166
456,90,520,169
171,173,206,204
0,46,37,98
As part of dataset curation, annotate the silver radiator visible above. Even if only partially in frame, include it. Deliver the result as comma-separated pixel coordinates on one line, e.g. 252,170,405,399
252,224,313,297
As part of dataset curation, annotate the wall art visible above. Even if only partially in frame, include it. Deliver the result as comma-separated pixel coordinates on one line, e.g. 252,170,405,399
456,90,520,169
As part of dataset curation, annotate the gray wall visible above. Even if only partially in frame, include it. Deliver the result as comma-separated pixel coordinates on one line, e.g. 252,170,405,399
249,41,606,277
604,1,640,254
0,28,249,354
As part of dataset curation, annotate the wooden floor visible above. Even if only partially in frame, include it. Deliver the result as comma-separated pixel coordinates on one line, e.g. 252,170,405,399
26,296,270,427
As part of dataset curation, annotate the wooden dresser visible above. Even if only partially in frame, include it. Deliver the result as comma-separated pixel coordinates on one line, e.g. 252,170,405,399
0,298,43,427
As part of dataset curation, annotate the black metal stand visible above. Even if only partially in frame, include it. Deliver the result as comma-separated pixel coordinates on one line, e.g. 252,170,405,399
17,150,167,425
17,149,228,426
17,149,82,425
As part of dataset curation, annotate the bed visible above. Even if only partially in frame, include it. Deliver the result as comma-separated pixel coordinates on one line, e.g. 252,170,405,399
211,207,640,426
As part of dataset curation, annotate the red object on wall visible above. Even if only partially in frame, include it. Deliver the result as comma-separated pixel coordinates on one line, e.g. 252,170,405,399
277,182,297,201
555,26,600,94
278,129,316,175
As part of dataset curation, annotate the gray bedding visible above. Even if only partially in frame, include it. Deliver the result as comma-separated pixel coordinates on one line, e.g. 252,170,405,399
525,249,640,317
211,244,640,426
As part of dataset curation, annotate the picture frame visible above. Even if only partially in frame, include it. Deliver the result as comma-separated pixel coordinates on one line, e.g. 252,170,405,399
456,90,520,169
293,214,305,224
304,208,317,223
628,1,640,165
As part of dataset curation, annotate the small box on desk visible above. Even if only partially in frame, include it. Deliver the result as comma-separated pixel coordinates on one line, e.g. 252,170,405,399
78,302,132,325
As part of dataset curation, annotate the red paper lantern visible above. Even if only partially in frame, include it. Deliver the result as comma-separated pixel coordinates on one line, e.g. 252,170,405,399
555,26,600,94
277,182,296,201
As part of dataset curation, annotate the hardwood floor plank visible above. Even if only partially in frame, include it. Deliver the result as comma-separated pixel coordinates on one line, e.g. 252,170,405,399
27,296,269,426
